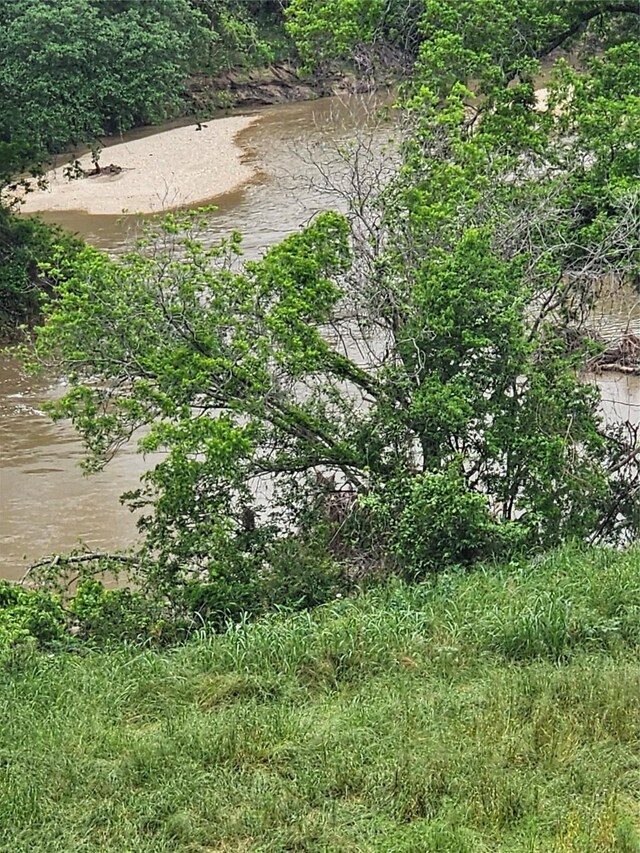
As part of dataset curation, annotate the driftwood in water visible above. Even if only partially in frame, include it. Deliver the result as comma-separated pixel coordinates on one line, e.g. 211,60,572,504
589,332,640,375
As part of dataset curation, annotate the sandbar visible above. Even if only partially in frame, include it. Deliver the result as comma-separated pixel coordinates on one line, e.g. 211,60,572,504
15,114,260,216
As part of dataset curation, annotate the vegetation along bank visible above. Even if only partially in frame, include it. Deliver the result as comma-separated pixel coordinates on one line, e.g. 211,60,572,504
0,2,639,849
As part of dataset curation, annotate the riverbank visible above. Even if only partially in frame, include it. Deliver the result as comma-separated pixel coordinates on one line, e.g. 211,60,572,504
1,546,639,852
186,56,404,113
17,114,260,216
13,53,404,219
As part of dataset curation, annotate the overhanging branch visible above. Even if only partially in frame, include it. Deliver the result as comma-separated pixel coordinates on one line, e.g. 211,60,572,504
536,3,640,59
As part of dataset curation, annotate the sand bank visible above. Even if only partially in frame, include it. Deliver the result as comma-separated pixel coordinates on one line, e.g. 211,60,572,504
16,114,259,216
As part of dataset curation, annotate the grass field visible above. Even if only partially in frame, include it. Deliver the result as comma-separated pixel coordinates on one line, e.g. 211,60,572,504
1,545,639,852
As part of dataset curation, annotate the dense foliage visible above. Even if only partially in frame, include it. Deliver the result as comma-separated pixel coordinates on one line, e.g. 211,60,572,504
192,0,292,74
284,0,639,68
0,208,82,338
0,0,207,333
0,581,66,651
4,0,638,627
0,0,297,166
0,1,297,336
0,0,208,157
3,0,636,161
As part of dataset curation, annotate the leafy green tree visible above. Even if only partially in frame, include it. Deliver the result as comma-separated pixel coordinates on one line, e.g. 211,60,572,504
286,0,425,67
286,0,639,71
28,1,640,607
0,0,208,156
31,121,638,583
191,0,286,72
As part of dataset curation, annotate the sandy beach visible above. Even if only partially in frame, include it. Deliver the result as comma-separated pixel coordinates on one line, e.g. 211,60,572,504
16,114,260,216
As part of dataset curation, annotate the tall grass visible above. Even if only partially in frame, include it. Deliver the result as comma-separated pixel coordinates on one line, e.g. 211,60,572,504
1,545,639,851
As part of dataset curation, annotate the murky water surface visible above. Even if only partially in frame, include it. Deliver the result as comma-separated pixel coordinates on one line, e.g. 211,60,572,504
1,94,638,578
0,95,392,577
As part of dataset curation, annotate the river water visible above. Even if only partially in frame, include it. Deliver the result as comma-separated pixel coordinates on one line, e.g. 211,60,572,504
1,95,638,579
0,95,394,578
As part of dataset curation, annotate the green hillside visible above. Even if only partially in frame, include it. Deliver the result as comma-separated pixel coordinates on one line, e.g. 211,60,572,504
2,546,639,852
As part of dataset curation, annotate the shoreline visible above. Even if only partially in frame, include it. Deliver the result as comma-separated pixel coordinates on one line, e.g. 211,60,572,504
15,114,260,216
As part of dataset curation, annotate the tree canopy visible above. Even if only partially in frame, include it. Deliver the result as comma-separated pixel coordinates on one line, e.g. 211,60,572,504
285,0,640,69
0,0,208,158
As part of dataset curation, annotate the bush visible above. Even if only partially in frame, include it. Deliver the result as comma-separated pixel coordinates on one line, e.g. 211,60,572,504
178,559,264,631
262,537,346,610
355,465,521,579
0,207,82,338
0,581,66,651
170,536,347,629
69,579,181,645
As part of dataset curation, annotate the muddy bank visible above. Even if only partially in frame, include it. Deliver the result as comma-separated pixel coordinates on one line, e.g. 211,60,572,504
17,114,260,216
186,57,404,113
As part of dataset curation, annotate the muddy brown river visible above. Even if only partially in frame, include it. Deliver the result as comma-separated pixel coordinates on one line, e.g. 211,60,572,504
1,95,638,578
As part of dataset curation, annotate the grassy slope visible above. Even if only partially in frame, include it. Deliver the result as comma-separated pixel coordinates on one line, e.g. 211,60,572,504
1,546,639,852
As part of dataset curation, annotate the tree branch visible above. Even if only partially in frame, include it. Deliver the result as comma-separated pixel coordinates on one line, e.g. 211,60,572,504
21,553,138,584
537,3,640,59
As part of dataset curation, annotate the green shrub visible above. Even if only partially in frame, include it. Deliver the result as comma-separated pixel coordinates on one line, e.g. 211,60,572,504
0,581,66,650
262,537,346,610
69,579,177,645
392,467,515,576
0,207,82,338
179,563,263,630
174,537,346,629
356,464,520,578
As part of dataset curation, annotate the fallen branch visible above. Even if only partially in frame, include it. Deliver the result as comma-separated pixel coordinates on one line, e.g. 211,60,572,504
588,333,640,375
21,552,139,585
